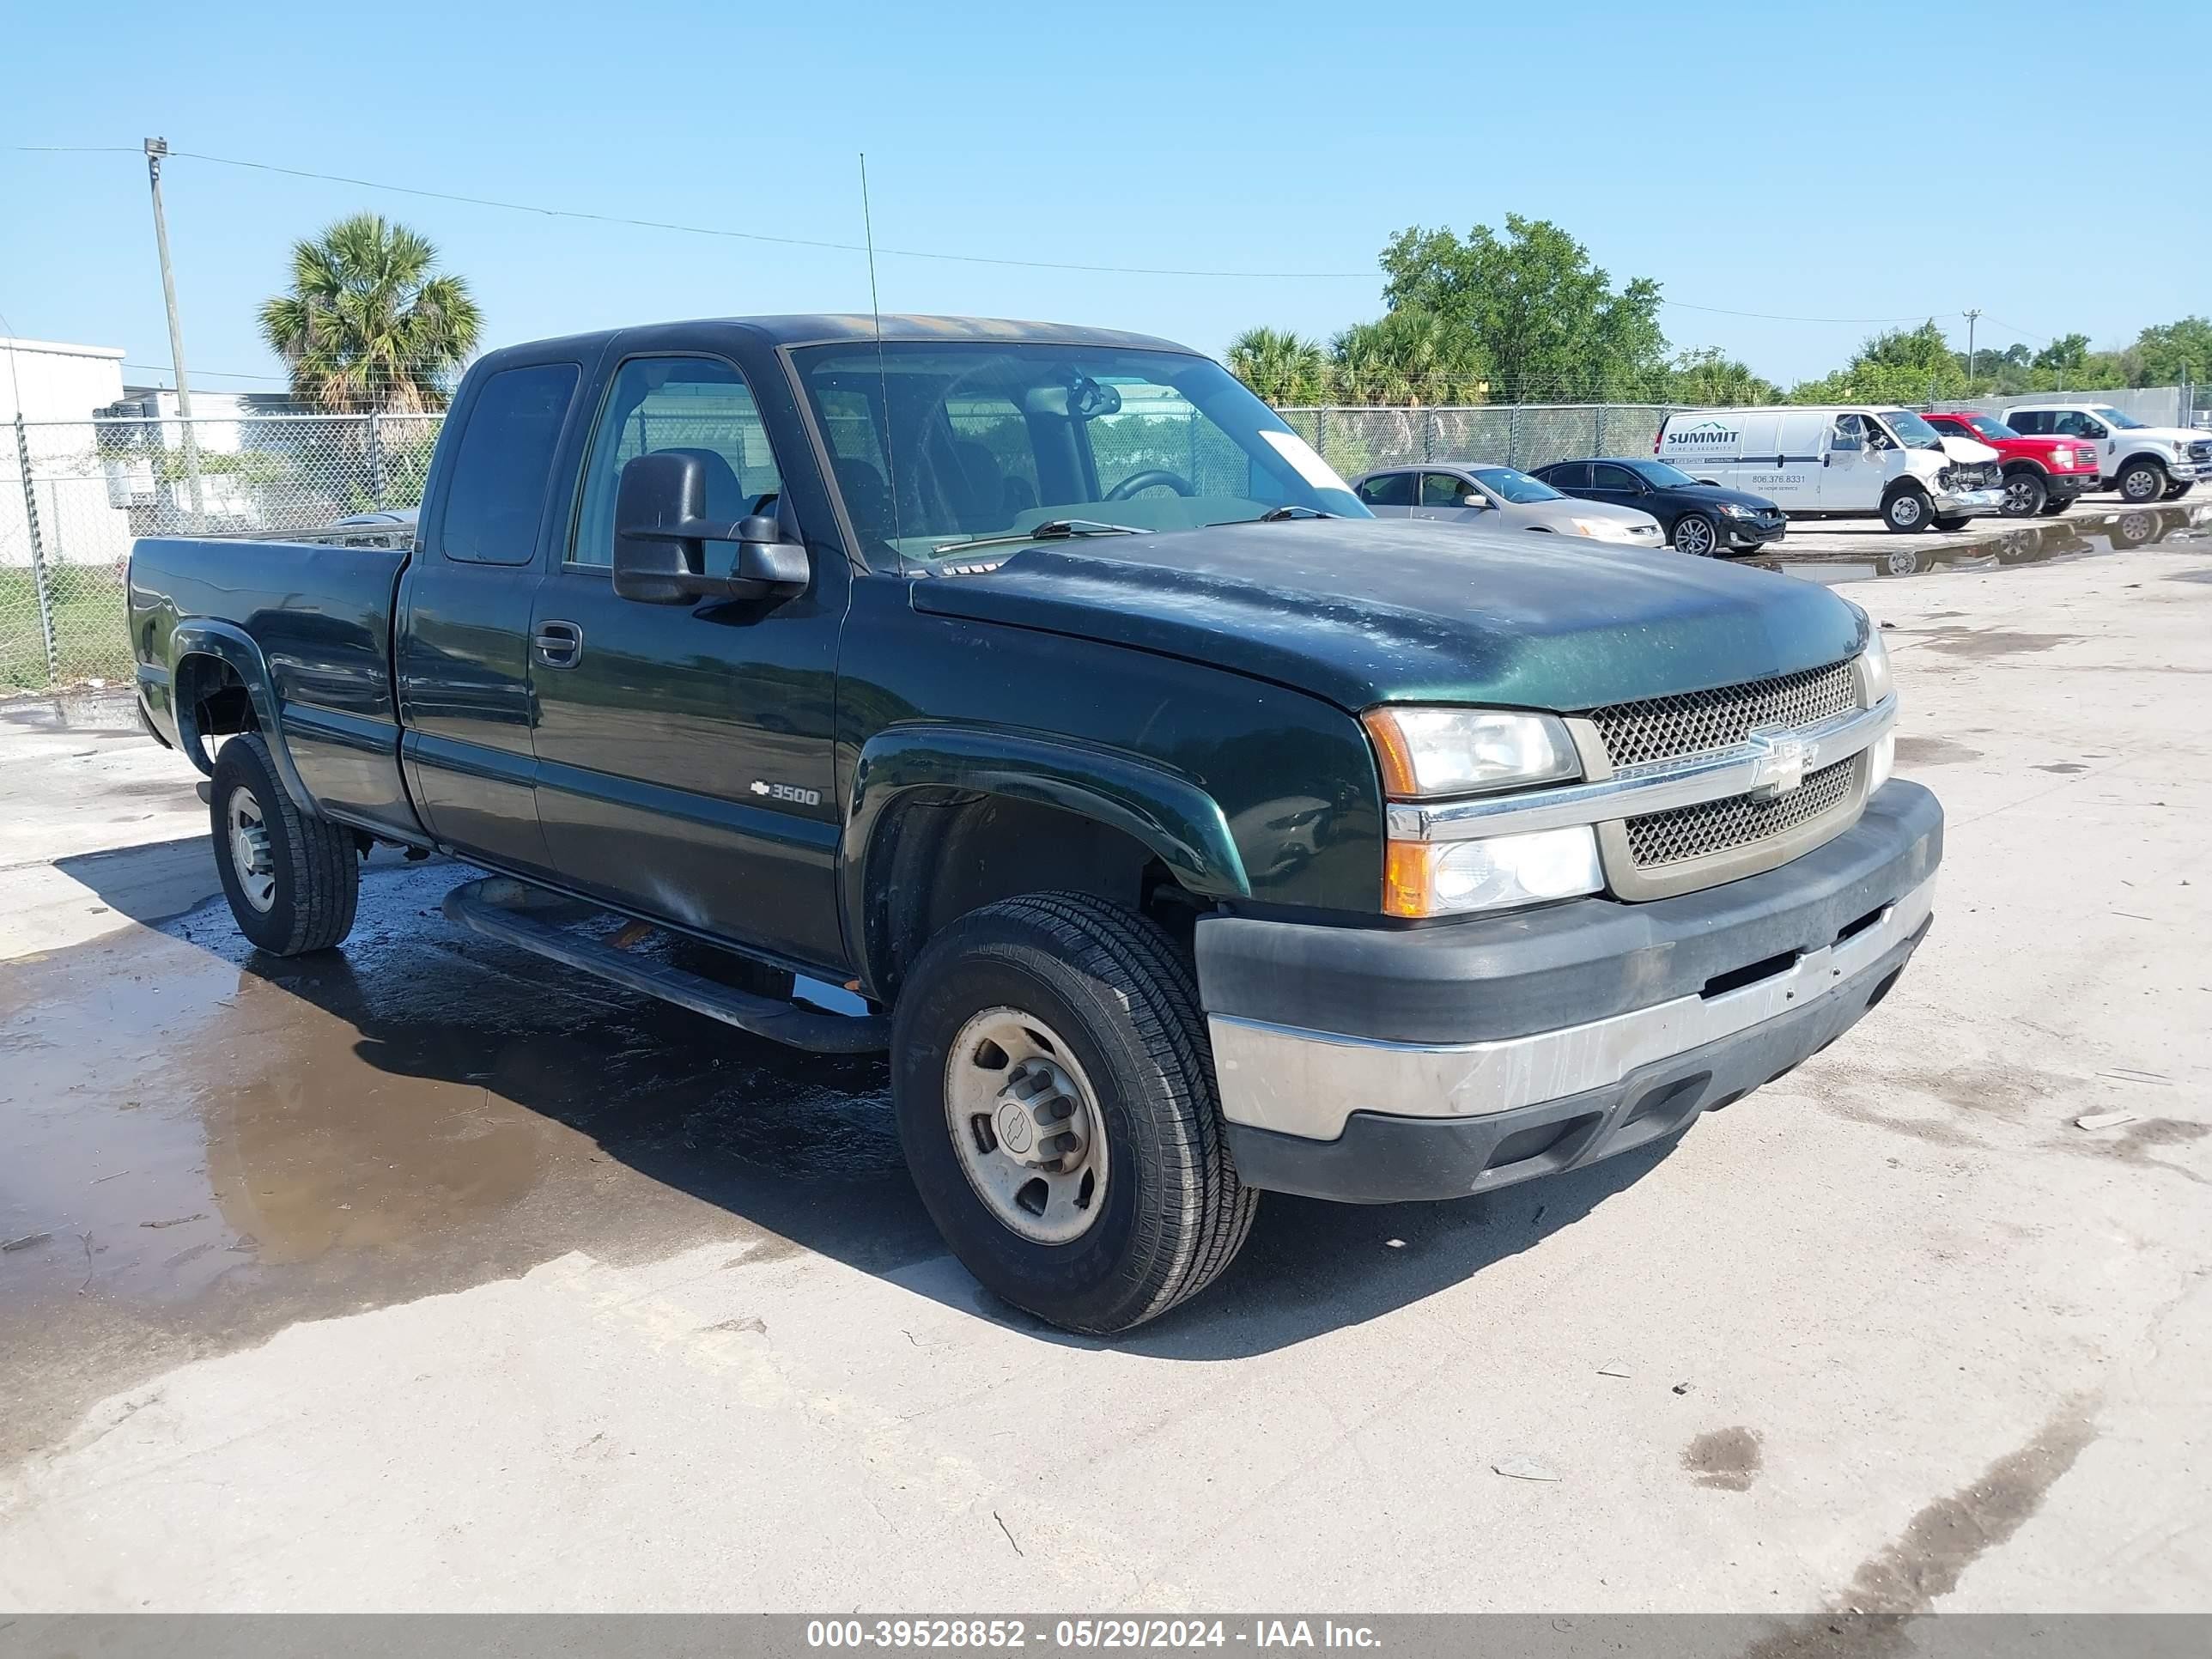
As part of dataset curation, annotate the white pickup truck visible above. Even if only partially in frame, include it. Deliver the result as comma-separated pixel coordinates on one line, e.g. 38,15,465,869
2001,403,2208,503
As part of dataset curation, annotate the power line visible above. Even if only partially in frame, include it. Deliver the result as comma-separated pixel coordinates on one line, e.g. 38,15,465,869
8,143,2050,331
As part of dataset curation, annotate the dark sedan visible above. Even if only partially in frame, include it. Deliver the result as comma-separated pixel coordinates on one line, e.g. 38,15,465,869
1529,458,1786,556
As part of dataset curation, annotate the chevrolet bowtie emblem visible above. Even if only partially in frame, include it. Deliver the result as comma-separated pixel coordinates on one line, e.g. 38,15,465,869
1746,726,1809,799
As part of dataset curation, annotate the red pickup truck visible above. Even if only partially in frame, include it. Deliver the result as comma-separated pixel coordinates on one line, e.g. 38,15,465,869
1923,410,2100,518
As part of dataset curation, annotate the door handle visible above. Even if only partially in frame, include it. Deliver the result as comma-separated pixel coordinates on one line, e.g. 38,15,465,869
532,620,583,669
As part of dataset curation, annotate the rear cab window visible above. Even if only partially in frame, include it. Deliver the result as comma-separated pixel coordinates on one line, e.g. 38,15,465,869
436,363,581,565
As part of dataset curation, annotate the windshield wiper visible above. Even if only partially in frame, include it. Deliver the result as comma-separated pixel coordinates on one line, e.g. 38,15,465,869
1218,504,1337,526
930,519,1148,555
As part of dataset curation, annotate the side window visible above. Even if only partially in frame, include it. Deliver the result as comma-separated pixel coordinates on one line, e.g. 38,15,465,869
1545,462,1591,490
571,357,782,568
1420,471,1472,507
1356,471,1413,507
1590,463,1638,491
438,363,580,565
1924,416,1961,437
2010,410,2048,435
1831,414,1864,451
2051,411,2103,439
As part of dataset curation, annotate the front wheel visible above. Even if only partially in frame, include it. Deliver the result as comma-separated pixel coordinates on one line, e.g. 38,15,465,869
2117,459,2167,503
2037,495,2072,516
2001,471,2048,518
2161,479,2194,501
891,892,1256,1336
1882,489,1932,533
210,732,361,955
1932,514,1972,532
1670,513,1719,556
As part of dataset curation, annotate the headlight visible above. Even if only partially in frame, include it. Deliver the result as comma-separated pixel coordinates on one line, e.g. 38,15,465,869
1568,516,1637,543
1384,825,1603,918
1362,708,1580,799
1867,732,1896,794
1857,627,1893,704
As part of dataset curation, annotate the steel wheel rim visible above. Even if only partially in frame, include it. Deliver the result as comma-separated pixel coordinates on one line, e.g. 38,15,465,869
2123,470,2157,501
1676,517,1714,555
944,1007,1110,1245
1893,495,1923,527
226,785,276,913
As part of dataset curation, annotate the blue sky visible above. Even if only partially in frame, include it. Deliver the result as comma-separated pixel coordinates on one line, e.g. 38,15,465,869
4,0,2205,394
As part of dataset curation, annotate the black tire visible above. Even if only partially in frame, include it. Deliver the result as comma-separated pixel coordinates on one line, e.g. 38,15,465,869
210,732,361,955
2161,479,2193,501
1670,512,1719,556
1881,488,1932,533
2117,459,2166,503
2037,495,2071,516
1931,514,1972,532
2000,469,2048,518
890,892,1256,1335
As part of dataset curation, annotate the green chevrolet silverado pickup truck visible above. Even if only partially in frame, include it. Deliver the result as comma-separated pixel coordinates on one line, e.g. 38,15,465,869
128,315,1941,1334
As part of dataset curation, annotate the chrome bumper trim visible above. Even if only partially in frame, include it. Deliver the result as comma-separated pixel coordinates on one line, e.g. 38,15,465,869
1208,873,1936,1142
1385,695,1898,843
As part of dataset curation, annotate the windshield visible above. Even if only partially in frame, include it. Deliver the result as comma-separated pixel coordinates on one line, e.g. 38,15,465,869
2093,405,2147,429
791,342,1368,564
1875,409,1946,451
1468,466,1561,503
1963,414,2018,442
1626,459,1698,488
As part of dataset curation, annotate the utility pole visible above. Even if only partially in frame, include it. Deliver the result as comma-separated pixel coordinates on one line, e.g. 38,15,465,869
1963,308,1982,391
144,137,204,523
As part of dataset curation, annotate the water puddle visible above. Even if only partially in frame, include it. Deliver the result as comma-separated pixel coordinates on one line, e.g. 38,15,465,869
1751,502,2212,585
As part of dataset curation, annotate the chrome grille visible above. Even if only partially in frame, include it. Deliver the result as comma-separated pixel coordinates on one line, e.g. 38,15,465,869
1625,757,1855,869
1586,659,1856,769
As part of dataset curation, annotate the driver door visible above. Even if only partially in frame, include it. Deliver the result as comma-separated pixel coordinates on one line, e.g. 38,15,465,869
526,351,850,968
1411,470,1490,523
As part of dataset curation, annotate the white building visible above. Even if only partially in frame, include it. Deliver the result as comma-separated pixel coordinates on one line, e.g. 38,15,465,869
2,337,135,568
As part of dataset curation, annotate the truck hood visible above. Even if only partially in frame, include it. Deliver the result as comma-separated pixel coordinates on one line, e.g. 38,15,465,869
911,517,1867,713
2119,425,2206,447
1936,435,2002,465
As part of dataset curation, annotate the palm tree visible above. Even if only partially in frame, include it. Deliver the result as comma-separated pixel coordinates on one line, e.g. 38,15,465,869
1328,309,1488,406
1227,326,1326,408
258,214,483,412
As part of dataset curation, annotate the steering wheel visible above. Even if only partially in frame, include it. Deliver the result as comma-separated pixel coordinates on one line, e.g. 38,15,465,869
1104,468,1196,501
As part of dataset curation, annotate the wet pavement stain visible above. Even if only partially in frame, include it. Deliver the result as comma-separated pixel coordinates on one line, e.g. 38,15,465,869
0,859,939,1461
2034,762,2089,775
1892,737,1983,769
1838,1395,2099,1615
1684,1425,1764,1492
1748,503,2210,587
1911,628,2077,660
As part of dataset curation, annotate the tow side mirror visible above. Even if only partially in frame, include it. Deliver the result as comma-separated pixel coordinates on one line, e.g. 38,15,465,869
611,452,808,606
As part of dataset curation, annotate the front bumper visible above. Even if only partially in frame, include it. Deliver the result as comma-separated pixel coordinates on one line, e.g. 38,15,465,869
1723,514,1786,548
1198,781,1942,1203
1932,484,2005,519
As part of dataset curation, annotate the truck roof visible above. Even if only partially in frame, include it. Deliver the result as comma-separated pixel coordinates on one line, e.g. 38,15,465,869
477,313,1195,362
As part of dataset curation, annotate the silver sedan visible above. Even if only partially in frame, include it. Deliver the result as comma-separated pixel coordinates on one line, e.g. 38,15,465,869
1352,462,1666,546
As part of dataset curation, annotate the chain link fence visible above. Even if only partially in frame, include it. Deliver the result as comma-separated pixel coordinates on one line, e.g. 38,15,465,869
3,410,442,690
1278,404,1675,485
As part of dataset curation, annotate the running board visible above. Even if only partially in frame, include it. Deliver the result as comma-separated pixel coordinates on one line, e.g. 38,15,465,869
441,877,889,1054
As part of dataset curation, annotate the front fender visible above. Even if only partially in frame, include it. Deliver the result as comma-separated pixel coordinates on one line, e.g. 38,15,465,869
170,621,318,816
843,724,1251,961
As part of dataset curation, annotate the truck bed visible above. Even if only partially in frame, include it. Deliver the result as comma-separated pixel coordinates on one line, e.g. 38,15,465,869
129,533,422,842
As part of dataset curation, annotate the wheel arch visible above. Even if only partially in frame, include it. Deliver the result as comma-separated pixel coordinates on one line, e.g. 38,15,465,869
169,621,317,814
845,725,1250,1002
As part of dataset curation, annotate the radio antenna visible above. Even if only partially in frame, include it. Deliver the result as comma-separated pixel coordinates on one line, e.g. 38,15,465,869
859,152,904,567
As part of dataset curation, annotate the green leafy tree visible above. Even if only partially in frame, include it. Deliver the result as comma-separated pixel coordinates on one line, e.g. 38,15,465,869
2128,316,2212,387
1667,347,1778,407
1225,326,1327,406
1326,307,1489,404
1789,320,1964,404
1376,215,1667,402
259,213,483,413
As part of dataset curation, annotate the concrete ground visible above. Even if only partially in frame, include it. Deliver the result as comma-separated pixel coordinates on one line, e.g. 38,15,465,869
1,501,2208,1613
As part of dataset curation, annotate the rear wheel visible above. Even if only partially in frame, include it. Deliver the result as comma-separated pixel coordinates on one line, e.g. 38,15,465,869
1670,513,1719,556
210,732,360,955
890,892,1256,1335
2000,470,2048,518
1882,488,1932,533
2117,459,2166,503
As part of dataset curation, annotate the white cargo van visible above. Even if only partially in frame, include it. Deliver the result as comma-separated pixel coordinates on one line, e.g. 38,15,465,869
1656,405,2005,533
